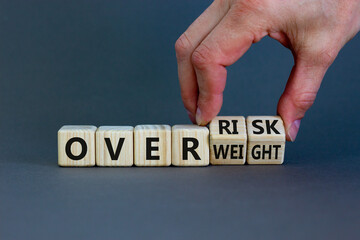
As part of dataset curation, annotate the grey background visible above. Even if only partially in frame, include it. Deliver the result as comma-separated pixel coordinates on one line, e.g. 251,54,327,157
0,0,359,239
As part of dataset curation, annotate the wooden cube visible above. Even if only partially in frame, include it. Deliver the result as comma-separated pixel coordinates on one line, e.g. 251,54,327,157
96,126,134,167
172,125,209,166
209,116,247,165
58,125,97,167
134,125,171,166
246,116,285,164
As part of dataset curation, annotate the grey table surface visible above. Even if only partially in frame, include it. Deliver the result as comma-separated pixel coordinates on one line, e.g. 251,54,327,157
0,1,359,239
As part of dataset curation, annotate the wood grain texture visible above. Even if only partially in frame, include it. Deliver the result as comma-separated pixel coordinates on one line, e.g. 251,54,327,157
58,125,96,167
172,125,209,166
134,125,171,167
246,116,285,164
96,126,133,167
209,116,247,165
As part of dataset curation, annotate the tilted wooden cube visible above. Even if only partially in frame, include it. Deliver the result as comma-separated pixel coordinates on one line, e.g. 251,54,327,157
96,126,134,167
172,125,209,166
246,116,285,164
58,125,97,167
134,125,171,166
209,116,247,165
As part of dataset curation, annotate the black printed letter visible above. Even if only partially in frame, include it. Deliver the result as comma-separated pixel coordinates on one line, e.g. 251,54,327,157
183,138,200,160
219,120,239,134
266,120,280,134
105,138,125,160
213,145,229,159
219,120,231,134
252,120,264,134
65,137,87,160
251,145,261,159
146,137,160,160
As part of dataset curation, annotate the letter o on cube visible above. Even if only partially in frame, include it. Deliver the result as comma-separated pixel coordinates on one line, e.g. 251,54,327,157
58,125,96,167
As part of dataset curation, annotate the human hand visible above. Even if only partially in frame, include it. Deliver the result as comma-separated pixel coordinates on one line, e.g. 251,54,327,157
175,0,360,141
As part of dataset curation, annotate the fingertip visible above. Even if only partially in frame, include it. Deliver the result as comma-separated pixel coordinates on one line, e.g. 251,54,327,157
187,110,196,124
195,92,223,126
277,95,300,142
286,119,301,142
195,105,223,126
195,108,207,126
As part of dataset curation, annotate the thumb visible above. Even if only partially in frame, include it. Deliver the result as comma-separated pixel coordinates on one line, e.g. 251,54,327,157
277,54,333,141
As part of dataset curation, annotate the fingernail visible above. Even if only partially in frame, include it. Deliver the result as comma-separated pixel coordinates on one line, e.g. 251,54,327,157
195,108,204,125
187,110,196,124
288,119,301,142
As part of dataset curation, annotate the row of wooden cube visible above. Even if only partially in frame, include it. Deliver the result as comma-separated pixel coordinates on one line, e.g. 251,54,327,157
58,116,285,167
